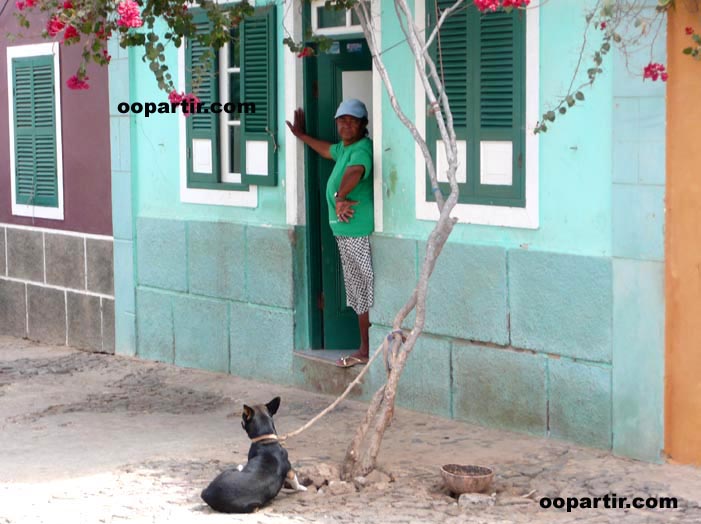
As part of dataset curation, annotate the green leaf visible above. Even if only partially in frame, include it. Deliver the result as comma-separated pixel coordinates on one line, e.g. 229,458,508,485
566,95,575,107
575,91,585,101
546,111,556,122
559,107,567,115
683,47,693,55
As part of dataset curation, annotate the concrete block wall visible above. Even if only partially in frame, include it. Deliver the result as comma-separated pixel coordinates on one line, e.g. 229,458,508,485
0,224,115,352
134,218,297,385
366,235,615,451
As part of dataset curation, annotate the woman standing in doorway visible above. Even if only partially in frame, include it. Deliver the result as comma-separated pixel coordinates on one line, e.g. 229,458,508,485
286,99,374,368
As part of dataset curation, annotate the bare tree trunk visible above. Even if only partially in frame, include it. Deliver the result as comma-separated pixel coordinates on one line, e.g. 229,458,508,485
340,0,463,480
341,384,386,479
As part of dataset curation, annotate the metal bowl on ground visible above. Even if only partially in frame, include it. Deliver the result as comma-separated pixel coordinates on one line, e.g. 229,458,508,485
440,464,494,494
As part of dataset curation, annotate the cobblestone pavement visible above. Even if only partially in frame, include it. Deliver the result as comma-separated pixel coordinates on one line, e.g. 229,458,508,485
2,336,701,524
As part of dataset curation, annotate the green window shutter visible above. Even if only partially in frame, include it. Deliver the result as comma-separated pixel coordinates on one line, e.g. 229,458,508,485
12,55,58,208
186,10,220,188
426,0,470,201
427,4,525,207
472,9,525,206
240,5,278,187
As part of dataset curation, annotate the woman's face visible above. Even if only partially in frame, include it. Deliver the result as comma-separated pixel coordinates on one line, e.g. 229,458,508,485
336,115,366,144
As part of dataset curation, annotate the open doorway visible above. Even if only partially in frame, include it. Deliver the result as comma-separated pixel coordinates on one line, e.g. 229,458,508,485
304,37,373,350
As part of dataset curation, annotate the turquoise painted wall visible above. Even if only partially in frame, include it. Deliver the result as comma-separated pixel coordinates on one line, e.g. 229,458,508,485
379,0,613,257
109,0,667,461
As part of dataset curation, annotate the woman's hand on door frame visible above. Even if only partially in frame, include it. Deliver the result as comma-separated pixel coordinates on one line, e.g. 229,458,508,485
286,108,306,138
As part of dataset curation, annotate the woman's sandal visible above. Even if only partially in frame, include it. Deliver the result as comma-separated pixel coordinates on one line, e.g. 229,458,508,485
335,355,369,368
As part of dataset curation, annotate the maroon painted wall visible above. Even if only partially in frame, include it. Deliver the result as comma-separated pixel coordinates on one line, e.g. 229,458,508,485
0,9,112,236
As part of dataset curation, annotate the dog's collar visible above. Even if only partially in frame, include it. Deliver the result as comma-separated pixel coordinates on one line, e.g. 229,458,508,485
250,433,278,443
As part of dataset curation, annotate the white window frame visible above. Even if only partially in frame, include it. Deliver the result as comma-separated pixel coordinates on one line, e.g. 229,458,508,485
178,39,257,207
219,40,243,184
414,0,540,229
311,0,364,35
6,42,65,220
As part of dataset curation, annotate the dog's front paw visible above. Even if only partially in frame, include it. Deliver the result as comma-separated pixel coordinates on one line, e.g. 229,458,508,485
287,472,307,492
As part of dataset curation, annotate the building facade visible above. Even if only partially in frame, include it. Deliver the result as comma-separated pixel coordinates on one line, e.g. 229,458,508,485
0,9,114,352
106,0,699,464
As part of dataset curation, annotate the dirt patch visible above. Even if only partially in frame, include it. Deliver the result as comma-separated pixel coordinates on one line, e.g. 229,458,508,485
9,367,230,423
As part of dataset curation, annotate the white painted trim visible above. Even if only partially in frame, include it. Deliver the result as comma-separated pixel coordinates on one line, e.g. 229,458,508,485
177,41,258,207
479,140,513,186
310,0,363,35
0,275,115,300
6,42,65,221
0,222,113,241
285,0,305,226
313,26,365,36
371,0,383,233
414,1,540,229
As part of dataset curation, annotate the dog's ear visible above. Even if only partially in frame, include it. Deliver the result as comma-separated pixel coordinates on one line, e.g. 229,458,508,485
266,397,281,416
242,404,254,422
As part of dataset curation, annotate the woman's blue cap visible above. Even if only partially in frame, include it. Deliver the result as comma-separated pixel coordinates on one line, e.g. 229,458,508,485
334,99,368,119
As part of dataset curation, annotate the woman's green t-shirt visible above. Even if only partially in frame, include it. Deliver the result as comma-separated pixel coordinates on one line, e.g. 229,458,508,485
326,137,374,237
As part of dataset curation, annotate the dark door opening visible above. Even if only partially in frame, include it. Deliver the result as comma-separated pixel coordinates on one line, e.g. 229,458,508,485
304,38,373,350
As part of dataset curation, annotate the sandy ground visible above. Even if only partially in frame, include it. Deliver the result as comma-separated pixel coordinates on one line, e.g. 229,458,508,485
2,336,701,523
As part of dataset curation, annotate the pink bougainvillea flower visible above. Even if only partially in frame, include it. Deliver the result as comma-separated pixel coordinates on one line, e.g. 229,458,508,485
15,1,26,10
502,0,529,7
643,62,668,82
67,75,90,90
686,26,694,35
62,0,72,8
474,0,500,11
63,25,79,42
47,16,66,36
181,93,200,117
474,0,528,12
297,47,314,58
600,21,607,30
116,0,144,28
168,90,184,104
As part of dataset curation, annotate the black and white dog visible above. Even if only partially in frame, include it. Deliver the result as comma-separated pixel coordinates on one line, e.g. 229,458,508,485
201,397,306,513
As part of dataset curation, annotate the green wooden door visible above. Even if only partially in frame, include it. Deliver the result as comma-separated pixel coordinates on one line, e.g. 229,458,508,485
305,38,372,350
